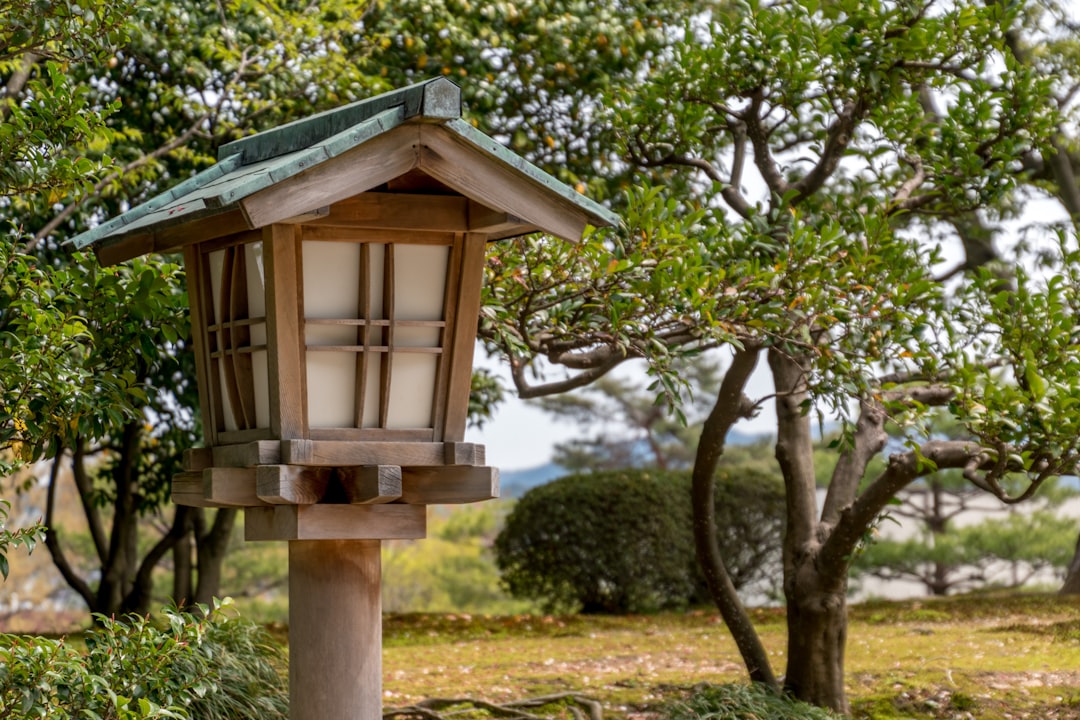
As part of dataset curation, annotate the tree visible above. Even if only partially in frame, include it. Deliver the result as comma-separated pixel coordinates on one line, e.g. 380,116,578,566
479,0,1080,712
5,0,680,618
2,0,421,616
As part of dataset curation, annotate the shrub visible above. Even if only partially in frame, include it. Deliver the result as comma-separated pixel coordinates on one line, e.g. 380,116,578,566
667,683,843,720
0,599,287,720
494,468,784,614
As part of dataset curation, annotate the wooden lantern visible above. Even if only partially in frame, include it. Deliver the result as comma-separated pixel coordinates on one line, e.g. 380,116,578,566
70,77,617,720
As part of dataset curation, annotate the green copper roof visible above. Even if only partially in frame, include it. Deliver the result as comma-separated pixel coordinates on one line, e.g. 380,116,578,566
69,77,618,254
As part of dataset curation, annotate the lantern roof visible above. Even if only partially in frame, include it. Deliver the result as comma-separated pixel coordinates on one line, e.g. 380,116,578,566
69,77,619,264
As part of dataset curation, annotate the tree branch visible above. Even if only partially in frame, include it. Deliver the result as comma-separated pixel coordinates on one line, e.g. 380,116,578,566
44,444,95,610
743,88,789,197
71,439,108,563
510,351,630,400
821,439,986,569
691,343,778,688
821,398,889,527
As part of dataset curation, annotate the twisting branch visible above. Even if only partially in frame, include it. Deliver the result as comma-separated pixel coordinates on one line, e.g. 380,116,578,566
742,88,789,197
790,98,866,203
510,351,631,400
44,443,96,610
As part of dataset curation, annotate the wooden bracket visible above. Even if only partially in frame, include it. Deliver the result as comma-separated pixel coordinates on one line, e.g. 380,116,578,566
257,465,333,504
245,503,426,541
400,465,499,504
337,466,403,504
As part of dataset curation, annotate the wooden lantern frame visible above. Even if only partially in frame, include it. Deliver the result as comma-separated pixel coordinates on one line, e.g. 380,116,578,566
69,77,618,720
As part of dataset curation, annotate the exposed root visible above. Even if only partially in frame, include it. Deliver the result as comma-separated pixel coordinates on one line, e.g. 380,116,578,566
385,693,604,720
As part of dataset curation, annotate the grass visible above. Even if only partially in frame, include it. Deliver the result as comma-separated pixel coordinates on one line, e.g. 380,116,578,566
376,593,1080,720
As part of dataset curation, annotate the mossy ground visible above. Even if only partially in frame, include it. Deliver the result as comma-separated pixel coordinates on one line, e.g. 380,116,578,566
378,593,1080,719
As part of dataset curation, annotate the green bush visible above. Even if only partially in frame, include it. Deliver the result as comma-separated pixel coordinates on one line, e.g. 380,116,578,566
494,468,784,614
667,683,842,720
0,599,287,720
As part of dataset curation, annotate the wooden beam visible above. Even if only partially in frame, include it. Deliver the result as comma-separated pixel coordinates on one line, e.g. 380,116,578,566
204,467,270,507
211,440,282,468
441,233,486,442
182,448,213,472
306,193,468,231
445,442,485,465
337,466,403,504
467,199,532,236
240,125,421,229
400,465,499,504
418,125,589,243
256,465,333,504
154,209,251,254
264,224,307,439
245,503,426,541
172,472,216,507
283,439,485,467
95,233,155,266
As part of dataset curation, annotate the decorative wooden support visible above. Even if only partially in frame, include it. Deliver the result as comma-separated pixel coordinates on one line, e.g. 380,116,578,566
445,441,485,465
172,472,218,508
213,440,281,468
244,503,426,541
337,466,403,504
204,467,268,507
283,439,484,467
182,448,214,472
256,465,333,505
400,465,499,504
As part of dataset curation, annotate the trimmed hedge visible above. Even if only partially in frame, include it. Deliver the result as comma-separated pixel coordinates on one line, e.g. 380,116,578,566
494,468,784,614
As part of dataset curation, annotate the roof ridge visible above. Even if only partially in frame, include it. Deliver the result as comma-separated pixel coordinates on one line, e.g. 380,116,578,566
217,77,461,166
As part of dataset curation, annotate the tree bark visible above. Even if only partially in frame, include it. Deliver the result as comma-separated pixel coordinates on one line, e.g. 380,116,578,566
194,508,238,605
768,349,851,714
690,346,778,688
784,562,849,714
1061,531,1080,595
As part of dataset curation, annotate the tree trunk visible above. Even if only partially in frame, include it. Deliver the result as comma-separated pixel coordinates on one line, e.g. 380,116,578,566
784,564,849,715
769,349,851,714
1060,531,1080,595
194,508,238,605
689,348,778,687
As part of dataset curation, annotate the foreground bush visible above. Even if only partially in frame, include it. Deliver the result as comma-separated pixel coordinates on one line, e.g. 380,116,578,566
494,468,784,613
667,684,842,720
0,599,287,720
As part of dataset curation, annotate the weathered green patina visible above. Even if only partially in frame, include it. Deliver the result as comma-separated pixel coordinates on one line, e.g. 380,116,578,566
69,77,617,260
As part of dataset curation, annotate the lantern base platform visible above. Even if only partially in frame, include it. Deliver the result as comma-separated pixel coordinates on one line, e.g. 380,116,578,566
245,503,426,541
183,440,486,471
173,463,498,510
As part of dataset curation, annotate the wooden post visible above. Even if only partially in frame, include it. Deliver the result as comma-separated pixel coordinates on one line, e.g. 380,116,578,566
289,539,382,720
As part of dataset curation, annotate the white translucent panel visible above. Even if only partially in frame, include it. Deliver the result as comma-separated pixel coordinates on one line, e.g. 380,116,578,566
394,326,442,348
302,241,359,318
307,352,357,428
302,241,361,319
393,245,448,320
359,354,383,429
385,353,437,428
306,324,356,347
245,241,266,318
252,348,270,428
